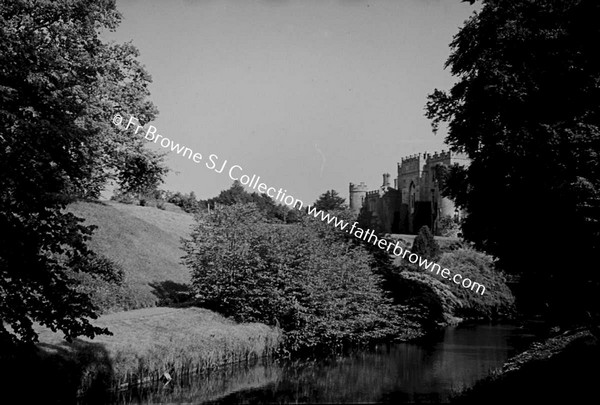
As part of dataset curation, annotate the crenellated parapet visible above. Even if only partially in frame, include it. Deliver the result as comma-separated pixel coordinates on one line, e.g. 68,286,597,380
349,181,369,193
426,149,452,164
348,181,369,214
349,149,469,233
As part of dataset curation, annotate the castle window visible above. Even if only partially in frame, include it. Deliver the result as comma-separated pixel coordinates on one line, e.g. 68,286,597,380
409,181,416,214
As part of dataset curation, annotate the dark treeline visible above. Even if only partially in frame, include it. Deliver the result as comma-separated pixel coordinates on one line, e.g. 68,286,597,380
112,180,302,223
428,0,600,402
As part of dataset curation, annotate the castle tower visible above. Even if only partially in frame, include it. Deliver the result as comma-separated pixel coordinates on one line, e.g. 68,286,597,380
382,173,391,188
397,154,425,233
349,182,368,214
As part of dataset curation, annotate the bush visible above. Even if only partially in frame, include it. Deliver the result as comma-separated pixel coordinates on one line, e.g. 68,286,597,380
356,205,385,234
438,215,461,237
382,247,514,326
110,189,136,205
437,248,515,318
394,271,463,326
412,225,441,261
183,203,413,353
67,254,145,313
166,190,201,213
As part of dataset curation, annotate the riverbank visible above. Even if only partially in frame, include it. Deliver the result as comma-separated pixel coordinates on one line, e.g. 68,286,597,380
3,307,282,403
118,322,533,404
450,327,599,403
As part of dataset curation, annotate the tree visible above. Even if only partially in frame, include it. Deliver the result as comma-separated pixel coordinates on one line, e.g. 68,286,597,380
208,180,252,205
356,205,385,234
0,0,167,344
412,226,441,262
204,181,298,222
313,189,346,211
426,0,600,325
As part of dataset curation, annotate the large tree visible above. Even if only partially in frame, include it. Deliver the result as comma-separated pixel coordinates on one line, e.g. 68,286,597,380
313,189,346,212
426,0,600,325
0,0,167,344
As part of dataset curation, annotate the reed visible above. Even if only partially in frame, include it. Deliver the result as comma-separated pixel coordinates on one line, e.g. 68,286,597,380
31,307,282,399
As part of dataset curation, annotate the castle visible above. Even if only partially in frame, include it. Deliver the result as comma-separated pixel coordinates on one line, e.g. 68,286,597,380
349,150,469,235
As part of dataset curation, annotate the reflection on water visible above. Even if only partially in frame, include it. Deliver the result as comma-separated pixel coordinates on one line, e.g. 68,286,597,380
116,323,537,404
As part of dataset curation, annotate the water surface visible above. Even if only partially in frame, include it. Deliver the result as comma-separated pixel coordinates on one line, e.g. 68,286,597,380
117,322,537,404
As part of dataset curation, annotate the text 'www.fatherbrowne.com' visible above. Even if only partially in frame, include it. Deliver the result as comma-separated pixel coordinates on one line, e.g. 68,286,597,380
112,113,487,296
305,206,486,295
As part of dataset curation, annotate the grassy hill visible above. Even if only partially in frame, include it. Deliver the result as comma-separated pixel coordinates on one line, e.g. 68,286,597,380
66,200,196,308
5,201,283,402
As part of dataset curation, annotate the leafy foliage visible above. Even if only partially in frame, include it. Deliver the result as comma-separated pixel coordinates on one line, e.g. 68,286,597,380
393,271,462,326
67,254,143,313
426,0,600,323
437,248,515,319
164,190,204,213
389,248,514,325
437,215,461,238
112,187,169,209
412,226,441,261
163,181,300,222
356,204,385,235
207,180,252,206
206,180,295,222
183,204,417,353
0,0,166,344
313,190,347,212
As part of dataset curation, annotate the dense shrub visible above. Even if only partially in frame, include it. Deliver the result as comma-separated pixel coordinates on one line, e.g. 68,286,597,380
68,254,146,313
110,189,136,205
395,271,463,325
183,204,419,353
166,190,203,213
383,247,515,326
356,205,385,234
437,215,461,237
412,225,441,261
165,182,300,222
437,248,515,318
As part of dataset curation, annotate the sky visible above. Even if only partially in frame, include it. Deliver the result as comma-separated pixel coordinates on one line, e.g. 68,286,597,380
105,0,476,204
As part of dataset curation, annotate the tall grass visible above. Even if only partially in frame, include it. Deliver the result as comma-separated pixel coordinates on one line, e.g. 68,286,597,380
30,307,282,400
115,360,281,404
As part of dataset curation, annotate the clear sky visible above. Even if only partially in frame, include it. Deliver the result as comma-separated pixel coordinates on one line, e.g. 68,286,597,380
105,0,476,204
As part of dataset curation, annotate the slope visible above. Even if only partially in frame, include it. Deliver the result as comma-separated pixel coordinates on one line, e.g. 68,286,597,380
66,200,195,307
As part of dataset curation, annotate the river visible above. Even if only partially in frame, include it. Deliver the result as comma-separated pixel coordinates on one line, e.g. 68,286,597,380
115,322,538,404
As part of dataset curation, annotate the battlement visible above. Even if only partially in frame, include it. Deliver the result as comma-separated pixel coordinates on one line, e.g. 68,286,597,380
397,149,469,164
349,181,369,214
400,153,423,163
349,181,369,192
399,153,424,174
426,149,452,163
349,148,470,233
382,172,391,187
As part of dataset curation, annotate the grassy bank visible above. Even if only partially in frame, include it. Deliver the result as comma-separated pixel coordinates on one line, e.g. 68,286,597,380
66,200,195,309
450,327,599,404
5,307,282,403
